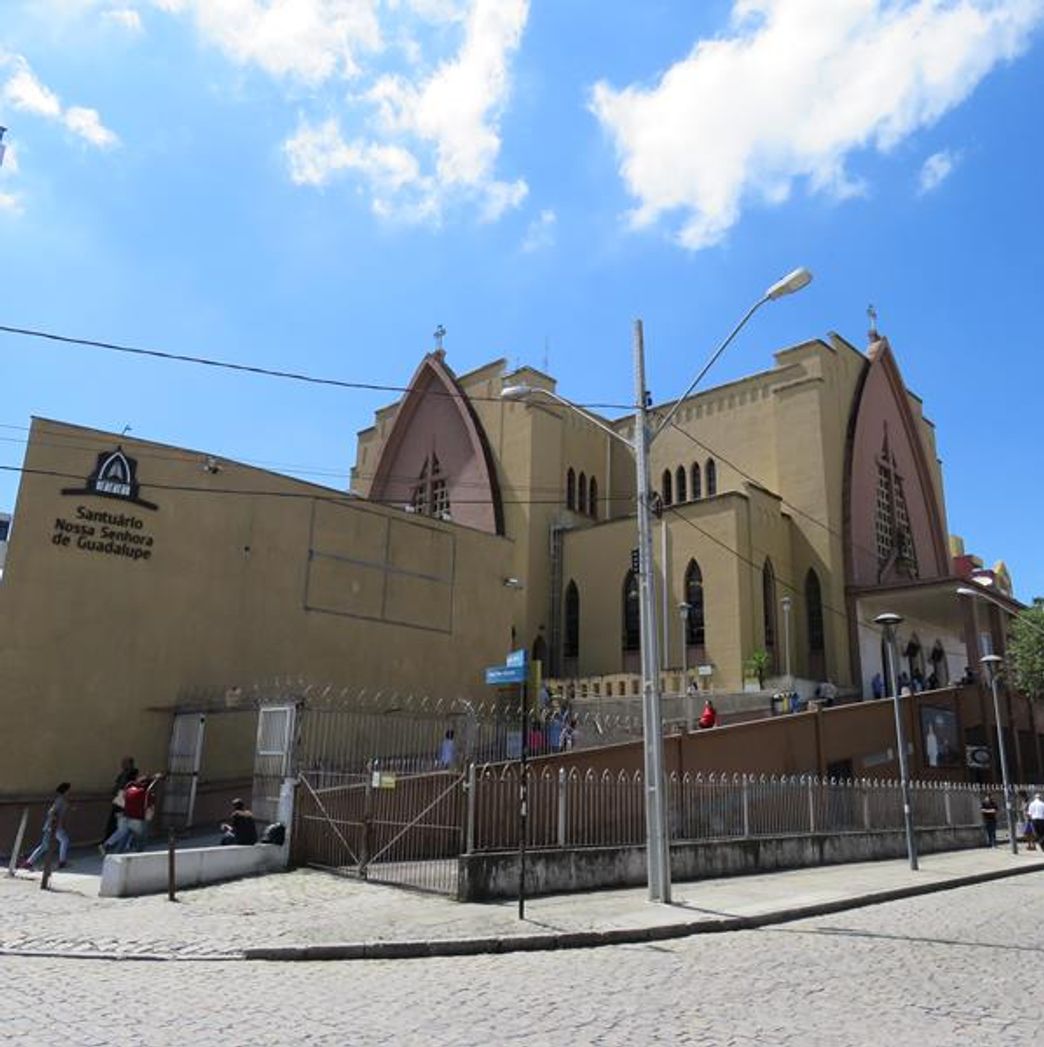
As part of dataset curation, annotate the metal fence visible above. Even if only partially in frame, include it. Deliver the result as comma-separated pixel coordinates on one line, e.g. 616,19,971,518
470,769,1010,852
286,689,645,895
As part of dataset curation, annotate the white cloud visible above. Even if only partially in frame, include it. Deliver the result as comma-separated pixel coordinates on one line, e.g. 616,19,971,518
21,0,530,222
280,0,529,221
102,8,144,32
0,191,23,214
153,0,384,82
521,208,556,252
591,1,1044,250
919,148,960,193
0,54,119,148
64,106,120,148
2,62,62,118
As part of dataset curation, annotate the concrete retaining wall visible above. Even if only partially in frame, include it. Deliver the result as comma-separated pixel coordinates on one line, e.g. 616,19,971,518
458,827,984,901
99,843,286,898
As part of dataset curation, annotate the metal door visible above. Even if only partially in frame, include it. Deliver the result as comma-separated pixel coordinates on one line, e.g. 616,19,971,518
162,713,206,829
253,704,297,824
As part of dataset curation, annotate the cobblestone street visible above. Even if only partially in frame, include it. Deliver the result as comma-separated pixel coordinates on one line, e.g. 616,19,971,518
3,875,1041,1045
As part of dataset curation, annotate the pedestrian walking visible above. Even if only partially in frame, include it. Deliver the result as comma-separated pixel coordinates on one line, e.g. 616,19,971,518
980,793,999,848
1017,790,1037,850
20,783,72,870
103,755,138,841
1028,792,1044,848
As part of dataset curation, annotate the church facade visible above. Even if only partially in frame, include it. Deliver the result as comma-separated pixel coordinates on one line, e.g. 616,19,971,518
353,329,1011,698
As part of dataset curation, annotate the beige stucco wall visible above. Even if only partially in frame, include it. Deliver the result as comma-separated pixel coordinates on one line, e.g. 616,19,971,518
0,419,514,795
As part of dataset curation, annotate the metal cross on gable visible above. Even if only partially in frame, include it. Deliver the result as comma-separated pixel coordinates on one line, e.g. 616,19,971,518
867,303,878,334
434,324,446,350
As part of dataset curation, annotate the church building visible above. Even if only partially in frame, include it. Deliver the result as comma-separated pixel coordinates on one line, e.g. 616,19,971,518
353,325,1014,698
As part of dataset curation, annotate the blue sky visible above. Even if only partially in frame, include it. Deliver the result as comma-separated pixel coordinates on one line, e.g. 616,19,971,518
2,1,1043,598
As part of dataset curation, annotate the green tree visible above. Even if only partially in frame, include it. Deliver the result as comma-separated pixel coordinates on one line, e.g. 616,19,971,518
745,648,771,689
1008,605,1044,699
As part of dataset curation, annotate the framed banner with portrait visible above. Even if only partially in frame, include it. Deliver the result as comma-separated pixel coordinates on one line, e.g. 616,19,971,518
920,705,961,768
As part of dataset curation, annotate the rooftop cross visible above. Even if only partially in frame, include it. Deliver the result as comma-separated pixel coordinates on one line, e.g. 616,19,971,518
867,304,879,340
434,324,446,350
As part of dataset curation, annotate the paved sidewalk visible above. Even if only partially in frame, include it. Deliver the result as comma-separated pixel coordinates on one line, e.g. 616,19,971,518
2,846,1041,961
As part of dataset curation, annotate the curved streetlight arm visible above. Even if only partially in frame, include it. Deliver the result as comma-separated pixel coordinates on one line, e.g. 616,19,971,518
651,266,811,443
502,385,635,451
651,297,766,443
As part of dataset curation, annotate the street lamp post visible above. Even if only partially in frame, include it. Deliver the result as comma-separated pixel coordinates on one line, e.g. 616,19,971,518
502,266,812,903
679,602,692,730
780,594,792,686
874,612,919,871
981,654,1018,854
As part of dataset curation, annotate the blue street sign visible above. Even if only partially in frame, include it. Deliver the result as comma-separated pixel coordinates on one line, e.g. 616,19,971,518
485,664,527,685
506,648,528,669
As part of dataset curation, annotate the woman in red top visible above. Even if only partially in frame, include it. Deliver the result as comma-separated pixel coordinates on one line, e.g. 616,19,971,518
697,700,718,729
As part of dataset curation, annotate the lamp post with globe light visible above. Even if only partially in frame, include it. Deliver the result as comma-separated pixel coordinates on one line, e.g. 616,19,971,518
874,611,918,870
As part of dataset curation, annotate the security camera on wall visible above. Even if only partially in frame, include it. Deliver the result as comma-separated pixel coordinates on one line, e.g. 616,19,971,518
203,456,221,474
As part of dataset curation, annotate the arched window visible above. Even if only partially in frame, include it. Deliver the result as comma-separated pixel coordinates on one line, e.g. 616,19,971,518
705,459,717,497
662,469,673,506
806,568,825,678
684,560,705,648
578,472,587,514
762,559,777,668
564,581,580,658
676,466,687,503
566,468,576,511
691,463,701,501
589,476,598,519
622,570,640,651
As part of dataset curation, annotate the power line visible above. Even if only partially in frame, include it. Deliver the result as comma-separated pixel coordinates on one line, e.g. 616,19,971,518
0,462,637,507
0,431,577,493
0,322,634,410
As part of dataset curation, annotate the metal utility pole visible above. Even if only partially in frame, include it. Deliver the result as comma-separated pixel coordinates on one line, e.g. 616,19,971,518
875,612,919,871
981,655,1018,855
633,319,671,903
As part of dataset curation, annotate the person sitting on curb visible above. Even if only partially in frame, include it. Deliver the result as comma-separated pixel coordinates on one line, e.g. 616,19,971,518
20,782,72,871
220,798,258,846
697,699,718,729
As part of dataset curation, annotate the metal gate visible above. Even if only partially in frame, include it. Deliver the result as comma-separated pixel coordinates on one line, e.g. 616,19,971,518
253,704,297,824
162,712,206,828
294,766,467,896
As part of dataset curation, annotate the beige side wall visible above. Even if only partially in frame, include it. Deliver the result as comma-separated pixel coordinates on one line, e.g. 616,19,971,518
0,420,514,795
562,497,752,691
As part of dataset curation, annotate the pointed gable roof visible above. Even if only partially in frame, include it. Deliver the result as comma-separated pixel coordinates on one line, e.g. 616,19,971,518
844,337,950,587
367,352,504,535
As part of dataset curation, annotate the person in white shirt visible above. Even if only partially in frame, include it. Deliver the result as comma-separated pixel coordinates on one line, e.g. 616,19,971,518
1028,792,1044,844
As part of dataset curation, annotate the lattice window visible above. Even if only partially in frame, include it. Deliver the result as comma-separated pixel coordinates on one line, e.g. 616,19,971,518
875,434,918,578
411,460,430,514
894,478,918,575
411,455,450,519
875,462,894,565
